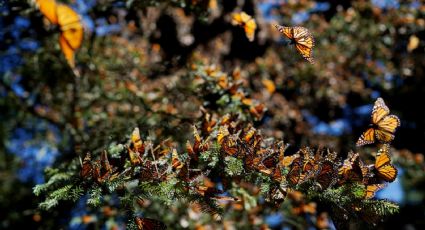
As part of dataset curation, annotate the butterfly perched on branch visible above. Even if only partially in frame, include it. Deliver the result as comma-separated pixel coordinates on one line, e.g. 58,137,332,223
274,24,315,64
338,151,370,184
35,0,83,68
356,98,401,146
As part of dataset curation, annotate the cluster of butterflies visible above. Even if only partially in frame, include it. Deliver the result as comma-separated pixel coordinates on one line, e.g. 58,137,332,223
194,64,266,120
35,0,83,68
354,97,401,197
80,125,239,230
78,96,400,229
210,98,400,202
231,11,315,63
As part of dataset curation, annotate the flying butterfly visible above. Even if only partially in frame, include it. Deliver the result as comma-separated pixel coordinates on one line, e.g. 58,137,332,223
135,217,167,230
231,11,257,42
356,97,400,146
36,0,83,68
372,144,397,182
275,24,315,64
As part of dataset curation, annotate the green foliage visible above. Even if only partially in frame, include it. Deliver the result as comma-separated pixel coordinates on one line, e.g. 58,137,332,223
224,156,244,176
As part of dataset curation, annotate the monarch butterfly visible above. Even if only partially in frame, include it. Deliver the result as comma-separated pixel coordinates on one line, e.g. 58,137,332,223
171,148,184,170
217,125,230,144
278,143,299,168
134,217,167,230
200,108,217,134
316,160,338,189
267,186,288,208
373,144,397,182
356,98,401,146
139,161,168,182
36,0,83,68
338,151,370,184
243,127,256,143
100,151,112,176
221,135,239,156
80,152,93,178
286,157,304,186
274,24,315,64
231,11,257,42
131,127,145,153
365,184,386,199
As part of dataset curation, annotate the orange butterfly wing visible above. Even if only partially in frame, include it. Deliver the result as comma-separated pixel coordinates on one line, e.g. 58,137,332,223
371,98,390,124
375,115,400,142
292,27,315,63
171,149,184,170
274,25,293,39
295,43,314,64
356,127,375,146
365,184,386,199
286,158,303,186
36,0,58,24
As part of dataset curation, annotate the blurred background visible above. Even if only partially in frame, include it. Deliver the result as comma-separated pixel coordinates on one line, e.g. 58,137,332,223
1,0,424,229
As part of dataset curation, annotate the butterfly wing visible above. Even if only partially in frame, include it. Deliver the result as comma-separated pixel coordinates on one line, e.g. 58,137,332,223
80,153,93,178
58,35,76,67
316,161,338,189
293,27,315,63
171,149,184,170
371,98,390,124
356,127,375,146
295,43,315,64
365,184,386,199
274,25,293,40
36,0,58,24
131,127,145,153
287,158,303,186
243,18,256,42
375,148,391,168
375,115,400,142
135,217,167,230
376,164,397,182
